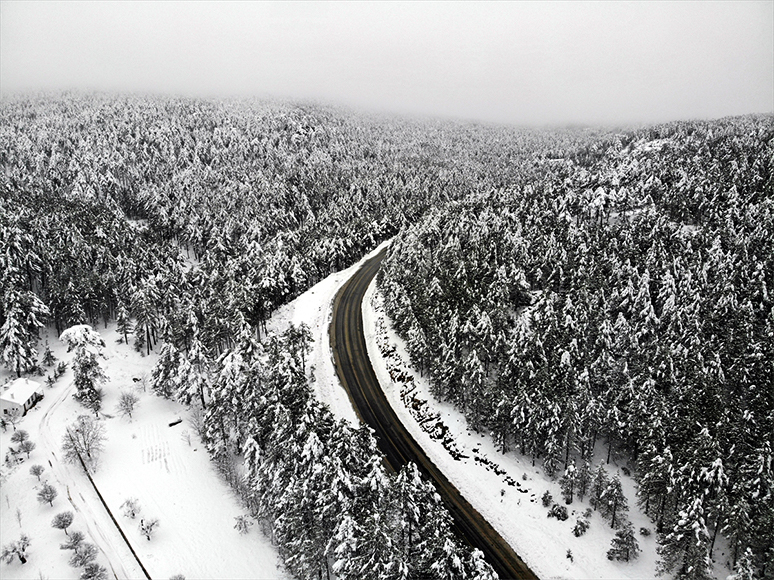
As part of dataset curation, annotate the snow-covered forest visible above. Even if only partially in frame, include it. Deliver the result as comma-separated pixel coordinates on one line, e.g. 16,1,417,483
1,92,772,579
379,116,774,579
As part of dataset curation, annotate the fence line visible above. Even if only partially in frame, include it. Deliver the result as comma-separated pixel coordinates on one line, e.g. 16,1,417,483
74,447,153,579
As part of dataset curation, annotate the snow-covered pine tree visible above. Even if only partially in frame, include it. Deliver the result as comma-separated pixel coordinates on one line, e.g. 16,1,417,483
601,472,628,528
204,350,247,454
607,519,640,562
657,496,713,580
589,464,609,512
115,302,134,344
575,460,592,501
0,290,48,377
61,325,107,415
176,335,211,409
560,462,577,504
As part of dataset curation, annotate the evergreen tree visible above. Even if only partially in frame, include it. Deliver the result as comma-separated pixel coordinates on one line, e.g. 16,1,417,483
728,547,756,580
589,464,609,512
42,342,57,367
560,462,577,504
61,325,107,415
575,460,592,502
0,290,48,377
150,341,182,399
657,496,713,580
601,472,628,528
177,336,210,409
115,302,134,344
607,519,640,562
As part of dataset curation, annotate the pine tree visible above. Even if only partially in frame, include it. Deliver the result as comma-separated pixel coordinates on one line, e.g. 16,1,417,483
728,547,756,580
0,290,48,377
601,472,628,528
575,460,592,501
116,302,134,345
607,519,640,562
150,342,181,399
177,336,210,409
61,325,107,415
589,464,609,512
560,462,577,504
657,496,713,580
42,342,57,366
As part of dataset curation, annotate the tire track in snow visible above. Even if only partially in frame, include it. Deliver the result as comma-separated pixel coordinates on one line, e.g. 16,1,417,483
37,377,146,579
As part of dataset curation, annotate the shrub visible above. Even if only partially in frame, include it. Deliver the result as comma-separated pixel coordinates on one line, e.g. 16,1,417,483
547,503,569,521
573,517,590,537
541,490,553,507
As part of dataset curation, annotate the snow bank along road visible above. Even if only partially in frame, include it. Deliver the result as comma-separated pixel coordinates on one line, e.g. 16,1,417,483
330,249,538,580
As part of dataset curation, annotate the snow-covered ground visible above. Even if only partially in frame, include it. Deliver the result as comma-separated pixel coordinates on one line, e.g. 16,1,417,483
0,325,288,580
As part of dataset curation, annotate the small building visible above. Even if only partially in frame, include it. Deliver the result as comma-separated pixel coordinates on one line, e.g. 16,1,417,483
1,378,44,417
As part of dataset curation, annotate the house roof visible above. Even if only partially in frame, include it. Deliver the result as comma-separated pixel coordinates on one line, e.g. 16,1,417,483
0,378,43,404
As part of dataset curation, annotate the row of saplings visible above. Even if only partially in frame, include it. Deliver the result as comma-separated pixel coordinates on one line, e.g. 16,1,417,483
0,473,109,579
543,462,645,563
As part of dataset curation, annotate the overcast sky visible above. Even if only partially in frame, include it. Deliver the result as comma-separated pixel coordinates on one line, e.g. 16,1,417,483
1,1,772,126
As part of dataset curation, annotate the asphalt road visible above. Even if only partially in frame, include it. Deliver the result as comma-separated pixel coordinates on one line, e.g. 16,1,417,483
330,248,539,580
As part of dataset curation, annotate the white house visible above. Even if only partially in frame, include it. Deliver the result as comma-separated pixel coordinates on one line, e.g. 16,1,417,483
1,378,44,417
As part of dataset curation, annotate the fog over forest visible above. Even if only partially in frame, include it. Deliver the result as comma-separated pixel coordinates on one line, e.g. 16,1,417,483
1,1,772,126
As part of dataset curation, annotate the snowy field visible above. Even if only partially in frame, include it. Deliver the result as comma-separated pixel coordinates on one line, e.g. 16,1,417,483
0,325,288,580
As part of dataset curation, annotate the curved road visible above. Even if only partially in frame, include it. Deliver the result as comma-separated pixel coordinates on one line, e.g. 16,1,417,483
330,248,539,580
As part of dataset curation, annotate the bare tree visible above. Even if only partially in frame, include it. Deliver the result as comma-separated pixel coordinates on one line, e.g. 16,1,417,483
29,464,44,481
234,515,253,535
68,543,97,567
116,391,139,420
81,562,108,580
120,498,141,519
37,483,58,507
6,408,21,431
52,511,74,535
60,531,85,551
18,440,35,458
62,416,106,471
10,429,29,445
1,534,31,564
139,518,159,541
